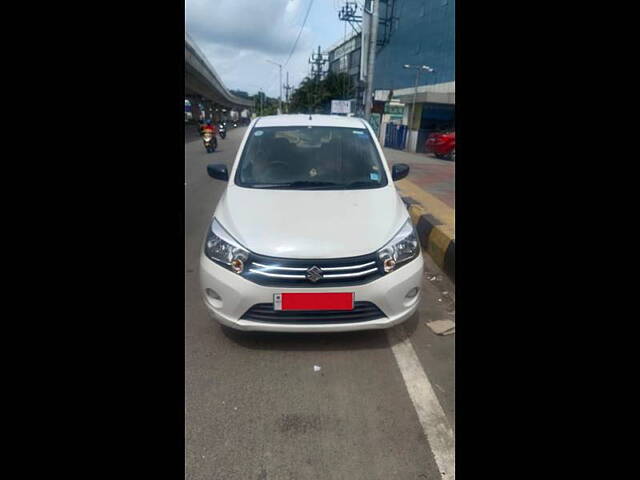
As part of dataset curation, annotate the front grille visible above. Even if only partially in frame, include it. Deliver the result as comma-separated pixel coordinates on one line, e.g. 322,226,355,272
241,302,387,324
240,251,383,287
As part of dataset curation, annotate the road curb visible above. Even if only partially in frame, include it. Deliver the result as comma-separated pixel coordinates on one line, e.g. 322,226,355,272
397,183,455,283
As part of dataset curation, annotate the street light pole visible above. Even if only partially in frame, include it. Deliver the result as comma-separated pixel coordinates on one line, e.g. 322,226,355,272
403,64,434,151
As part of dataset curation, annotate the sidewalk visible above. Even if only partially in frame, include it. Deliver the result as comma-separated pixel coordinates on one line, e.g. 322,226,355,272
383,148,455,209
383,148,455,282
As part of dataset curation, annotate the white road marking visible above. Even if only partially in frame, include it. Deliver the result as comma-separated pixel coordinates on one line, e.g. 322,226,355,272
387,326,455,479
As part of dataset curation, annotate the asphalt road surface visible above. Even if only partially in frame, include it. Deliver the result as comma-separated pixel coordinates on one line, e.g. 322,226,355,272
185,126,455,480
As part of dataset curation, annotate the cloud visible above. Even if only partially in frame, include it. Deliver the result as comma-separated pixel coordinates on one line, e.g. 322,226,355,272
186,0,306,56
186,0,340,98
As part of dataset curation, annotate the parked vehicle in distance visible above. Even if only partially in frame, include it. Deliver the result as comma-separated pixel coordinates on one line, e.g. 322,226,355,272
200,114,424,332
425,131,455,161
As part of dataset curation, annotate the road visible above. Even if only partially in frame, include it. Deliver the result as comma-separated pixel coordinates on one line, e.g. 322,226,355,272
185,126,455,480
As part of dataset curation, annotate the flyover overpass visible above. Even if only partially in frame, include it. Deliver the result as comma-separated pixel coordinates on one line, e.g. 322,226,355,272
185,32,254,121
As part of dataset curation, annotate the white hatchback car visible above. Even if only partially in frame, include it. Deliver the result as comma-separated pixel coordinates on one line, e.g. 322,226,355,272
199,114,423,332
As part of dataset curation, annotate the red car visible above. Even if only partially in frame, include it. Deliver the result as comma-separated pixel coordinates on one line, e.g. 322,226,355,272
425,131,455,161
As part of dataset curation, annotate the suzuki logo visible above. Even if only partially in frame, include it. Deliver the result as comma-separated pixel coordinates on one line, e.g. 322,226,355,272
305,266,324,283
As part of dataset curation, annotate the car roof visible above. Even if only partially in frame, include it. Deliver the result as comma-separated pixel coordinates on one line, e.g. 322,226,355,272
254,114,369,129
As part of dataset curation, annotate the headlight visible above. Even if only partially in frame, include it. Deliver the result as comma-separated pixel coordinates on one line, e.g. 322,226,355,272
377,220,419,273
203,133,213,141
204,218,249,273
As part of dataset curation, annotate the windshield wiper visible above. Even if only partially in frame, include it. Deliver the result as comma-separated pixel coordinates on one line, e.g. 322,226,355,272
342,180,380,189
251,181,338,189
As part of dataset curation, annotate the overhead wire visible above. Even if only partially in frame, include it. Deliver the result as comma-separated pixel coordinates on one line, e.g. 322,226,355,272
284,0,316,67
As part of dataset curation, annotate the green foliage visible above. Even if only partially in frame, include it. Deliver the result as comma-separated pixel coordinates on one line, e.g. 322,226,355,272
288,72,355,114
249,91,280,116
229,89,250,99
242,72,355,117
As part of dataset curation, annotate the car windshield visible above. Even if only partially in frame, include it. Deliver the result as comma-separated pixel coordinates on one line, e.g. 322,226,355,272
235,126,388,189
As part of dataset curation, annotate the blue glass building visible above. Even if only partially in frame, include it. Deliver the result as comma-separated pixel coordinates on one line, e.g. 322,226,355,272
373,0,455,152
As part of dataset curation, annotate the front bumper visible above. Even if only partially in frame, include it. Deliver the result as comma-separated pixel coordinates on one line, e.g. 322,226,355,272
198,253,424,332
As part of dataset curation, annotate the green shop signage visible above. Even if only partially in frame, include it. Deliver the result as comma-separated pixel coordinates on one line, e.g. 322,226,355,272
384,103,405,115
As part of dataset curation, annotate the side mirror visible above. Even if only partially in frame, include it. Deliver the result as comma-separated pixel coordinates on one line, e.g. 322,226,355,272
207,164,229,181
392,163,410,181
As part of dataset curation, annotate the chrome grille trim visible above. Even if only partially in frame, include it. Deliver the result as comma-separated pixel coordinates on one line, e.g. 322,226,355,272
241,251,383,286
323,268,379,278
251,262,307,271
251,261,376,272
248,269,305,279
320,261,376,271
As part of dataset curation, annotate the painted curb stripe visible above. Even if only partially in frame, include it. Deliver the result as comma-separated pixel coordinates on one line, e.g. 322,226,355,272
443,239,455,283
416,215,435,248
406,207,455,283
426,226,450,269
396,179,454,282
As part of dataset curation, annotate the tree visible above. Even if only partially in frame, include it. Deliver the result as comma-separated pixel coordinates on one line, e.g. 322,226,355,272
229,89,250,99
289,72,355,114
248,91,279,116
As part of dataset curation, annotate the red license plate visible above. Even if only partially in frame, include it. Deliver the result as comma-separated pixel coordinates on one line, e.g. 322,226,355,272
274,293,354,311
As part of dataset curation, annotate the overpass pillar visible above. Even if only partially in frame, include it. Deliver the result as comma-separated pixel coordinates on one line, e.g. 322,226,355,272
203,101,214,121
187,97,202,122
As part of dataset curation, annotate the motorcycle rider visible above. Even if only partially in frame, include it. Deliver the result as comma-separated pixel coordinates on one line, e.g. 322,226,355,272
217,120,226,139
201,118,218,153
200,118,217,137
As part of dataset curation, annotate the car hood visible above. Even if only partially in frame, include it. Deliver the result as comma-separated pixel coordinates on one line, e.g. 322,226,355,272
213,185,408,259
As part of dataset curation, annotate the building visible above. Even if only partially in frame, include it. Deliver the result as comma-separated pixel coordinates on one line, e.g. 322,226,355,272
327,32,365,115
371,0,455,153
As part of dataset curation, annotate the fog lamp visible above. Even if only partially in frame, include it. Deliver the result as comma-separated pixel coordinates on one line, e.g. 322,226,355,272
406,287,419,298
231,258,244,273
383,258,396,273
205,288,221,300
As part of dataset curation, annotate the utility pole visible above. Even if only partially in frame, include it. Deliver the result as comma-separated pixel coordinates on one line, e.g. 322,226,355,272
309,46,327,82
363,0,378,121
338,1,362,34
266,59,283,114
283,72,293,113
309,46,328,113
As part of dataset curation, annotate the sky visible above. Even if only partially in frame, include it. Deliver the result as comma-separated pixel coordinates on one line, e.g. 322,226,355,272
185,0,356,99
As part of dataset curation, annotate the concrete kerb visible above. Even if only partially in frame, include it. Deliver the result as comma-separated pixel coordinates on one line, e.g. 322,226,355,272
396,179,455,283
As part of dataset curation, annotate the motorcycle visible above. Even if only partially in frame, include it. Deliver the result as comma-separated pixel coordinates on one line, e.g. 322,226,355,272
218,123,226,139
202,129,217,153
